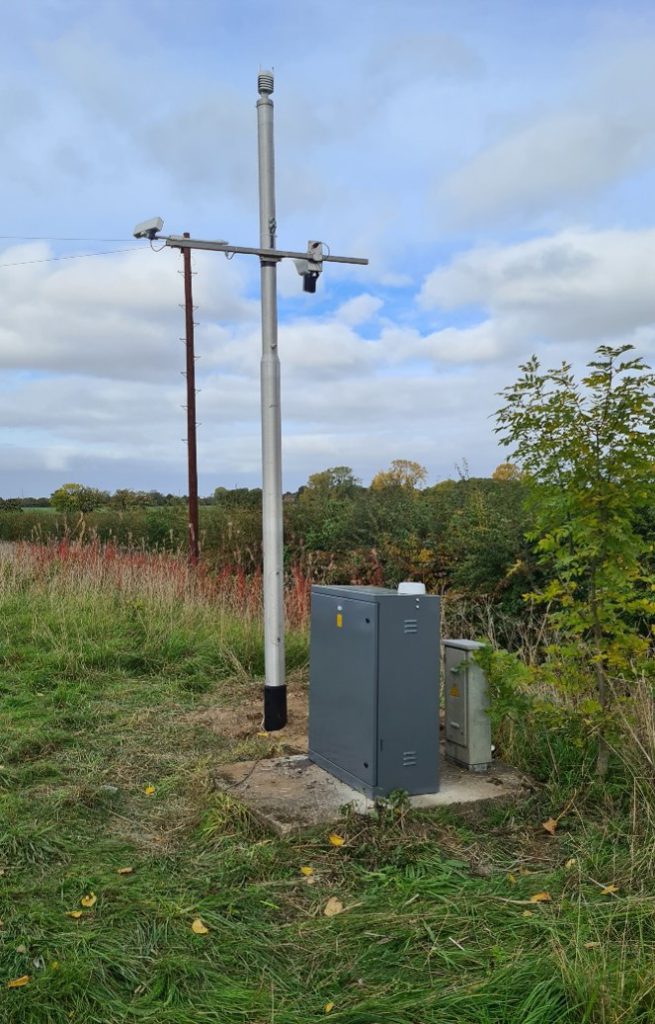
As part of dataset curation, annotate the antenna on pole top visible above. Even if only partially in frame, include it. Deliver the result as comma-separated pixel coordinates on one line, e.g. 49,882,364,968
258,70,274,96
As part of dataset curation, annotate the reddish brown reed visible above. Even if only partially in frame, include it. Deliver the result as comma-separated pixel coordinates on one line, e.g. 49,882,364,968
1,539,312,630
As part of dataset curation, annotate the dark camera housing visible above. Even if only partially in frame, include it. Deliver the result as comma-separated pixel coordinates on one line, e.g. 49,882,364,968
302,270,320,293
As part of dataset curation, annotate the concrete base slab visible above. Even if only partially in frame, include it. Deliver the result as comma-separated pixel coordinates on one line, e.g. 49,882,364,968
214,754,530,835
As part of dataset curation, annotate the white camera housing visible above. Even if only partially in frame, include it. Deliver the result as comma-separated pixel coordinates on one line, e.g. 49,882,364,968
294,241,323,293
133,217,164,240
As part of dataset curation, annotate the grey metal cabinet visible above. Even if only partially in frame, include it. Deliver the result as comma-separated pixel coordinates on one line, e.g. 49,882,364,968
444,639,492,771
309,585,440,798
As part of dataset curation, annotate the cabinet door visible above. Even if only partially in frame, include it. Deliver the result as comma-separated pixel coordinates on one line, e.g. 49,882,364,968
445,649,468,746
309,595,378,786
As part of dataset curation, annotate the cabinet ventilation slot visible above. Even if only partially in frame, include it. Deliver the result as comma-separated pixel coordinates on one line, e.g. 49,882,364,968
403,750,417,766
403,619,418,634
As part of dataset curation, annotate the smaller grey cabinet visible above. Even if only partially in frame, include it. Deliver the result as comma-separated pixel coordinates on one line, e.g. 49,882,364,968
309,585,440,798
444,639,492,771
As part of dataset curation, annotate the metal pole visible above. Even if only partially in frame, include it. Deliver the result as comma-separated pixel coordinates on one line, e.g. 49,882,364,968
182,232,200,566
257,71,287,731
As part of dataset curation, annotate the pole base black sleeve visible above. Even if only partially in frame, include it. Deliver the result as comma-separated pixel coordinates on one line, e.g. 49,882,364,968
264,685,287,732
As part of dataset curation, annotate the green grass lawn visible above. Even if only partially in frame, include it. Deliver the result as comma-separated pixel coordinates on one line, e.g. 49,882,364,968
1,544,654,1023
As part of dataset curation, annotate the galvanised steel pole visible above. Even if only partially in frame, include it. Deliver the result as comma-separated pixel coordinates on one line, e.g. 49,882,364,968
257,71,287,731
182,232,200,566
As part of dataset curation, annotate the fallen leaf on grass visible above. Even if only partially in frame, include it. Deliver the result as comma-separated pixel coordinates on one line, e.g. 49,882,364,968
191,918,209,935
528,892,552,903
7,975,30,989
300,866,314,876
257,731,269,738
80,893,97,908
565,858,577,870
328,834,345,847
518,866,532,876
16,945,27,954
507,872,517,885
66,910,83,919
601,884,619,895
324,1002,335,1014
50,962,60,971
584,941,601,949
116,867,134,876
144,785,156,796
522,911,534,917
542,817,558,836
323,897,344,917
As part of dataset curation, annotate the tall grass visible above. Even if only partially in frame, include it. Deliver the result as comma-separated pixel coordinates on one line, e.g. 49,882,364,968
0,539,309,690
0,538,311,629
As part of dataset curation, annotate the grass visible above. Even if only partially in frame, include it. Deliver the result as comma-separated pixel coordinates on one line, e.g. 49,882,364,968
1,542,655,1022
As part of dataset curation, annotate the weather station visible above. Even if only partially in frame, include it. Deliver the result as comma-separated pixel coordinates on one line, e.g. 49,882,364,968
137,72,511,829
134,71,368,734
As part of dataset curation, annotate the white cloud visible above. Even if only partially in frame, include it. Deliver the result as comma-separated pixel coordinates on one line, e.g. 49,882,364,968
422,322,506,365
420,227,655,349
334,294,383,326
439,111,650,224
436,36,655,226
0,243,257,381
4,229,655,494
0,242,510,492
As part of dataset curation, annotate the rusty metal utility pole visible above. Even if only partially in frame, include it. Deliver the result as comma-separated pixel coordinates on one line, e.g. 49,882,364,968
182,232,200,565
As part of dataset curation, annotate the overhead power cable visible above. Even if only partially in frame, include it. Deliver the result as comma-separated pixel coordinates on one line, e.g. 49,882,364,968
0,247,146,269
0,235,134,241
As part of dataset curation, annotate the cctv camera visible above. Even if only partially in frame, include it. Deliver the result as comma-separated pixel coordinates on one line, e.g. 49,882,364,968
294,241,324,294
303,270,320,293
133,217,164,240
293,259,321,293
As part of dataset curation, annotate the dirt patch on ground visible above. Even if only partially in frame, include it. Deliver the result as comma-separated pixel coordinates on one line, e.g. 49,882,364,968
188,686,309,756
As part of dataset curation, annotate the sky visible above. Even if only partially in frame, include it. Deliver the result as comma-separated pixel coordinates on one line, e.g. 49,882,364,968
2,0,655,497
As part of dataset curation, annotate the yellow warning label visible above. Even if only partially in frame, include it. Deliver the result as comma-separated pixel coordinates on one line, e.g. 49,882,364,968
336,613,343,628
450,686,459,698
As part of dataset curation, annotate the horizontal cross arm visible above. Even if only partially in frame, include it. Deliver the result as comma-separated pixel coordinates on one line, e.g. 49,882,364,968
164,236,368,265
